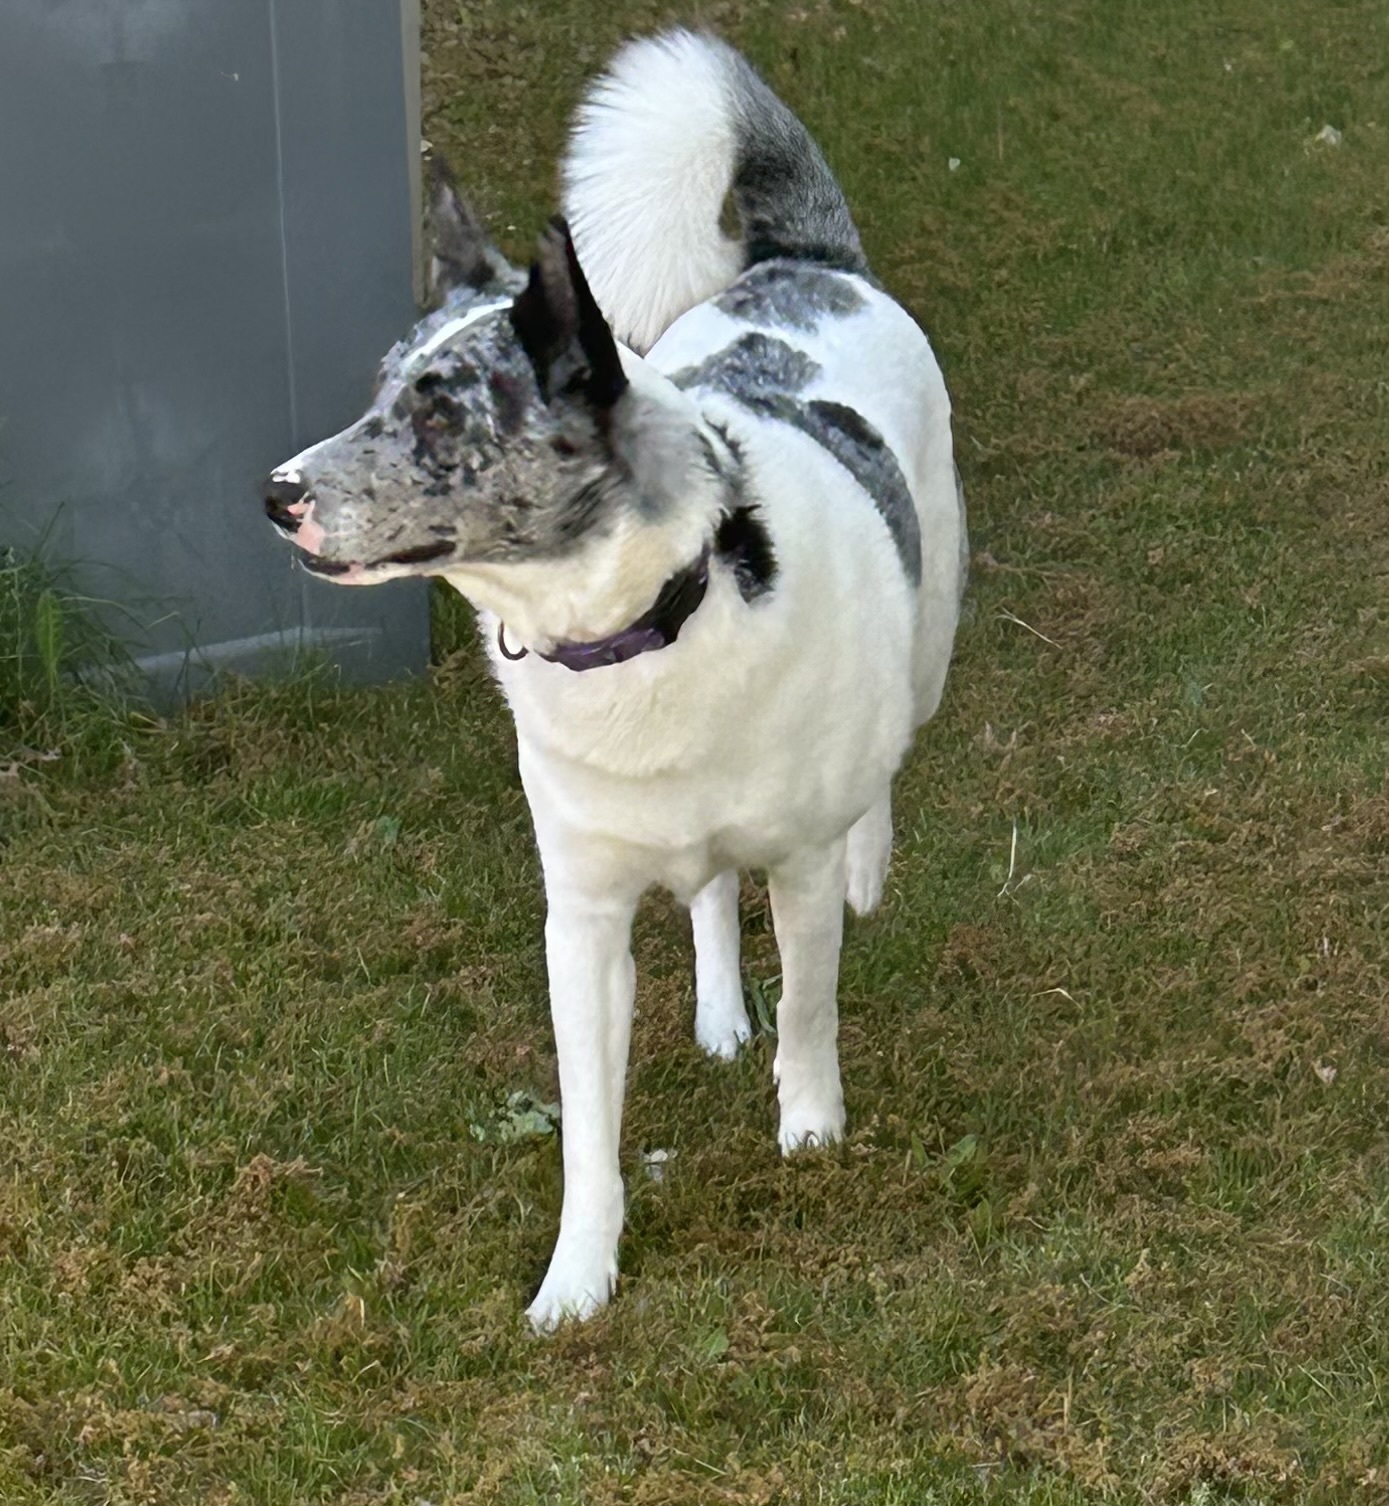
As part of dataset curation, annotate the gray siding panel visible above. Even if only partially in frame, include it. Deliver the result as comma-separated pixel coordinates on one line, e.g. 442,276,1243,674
0,0,427,697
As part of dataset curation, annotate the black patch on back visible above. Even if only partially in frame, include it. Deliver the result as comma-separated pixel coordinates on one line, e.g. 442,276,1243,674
699,423,777,603
670,333,821,399
714,261,867,331
674,336,919,585
715,505,778,601
783,401,920,585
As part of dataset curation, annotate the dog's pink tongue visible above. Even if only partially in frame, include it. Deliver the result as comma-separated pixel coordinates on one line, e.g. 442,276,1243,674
291,499,327,555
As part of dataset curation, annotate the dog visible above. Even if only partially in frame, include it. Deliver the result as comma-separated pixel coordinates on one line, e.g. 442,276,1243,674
264,30,966,1328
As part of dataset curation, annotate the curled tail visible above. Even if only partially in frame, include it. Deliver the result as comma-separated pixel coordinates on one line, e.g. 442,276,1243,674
562,30,866,354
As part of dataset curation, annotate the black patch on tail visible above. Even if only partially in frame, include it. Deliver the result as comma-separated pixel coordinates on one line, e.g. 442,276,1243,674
725,48,868,274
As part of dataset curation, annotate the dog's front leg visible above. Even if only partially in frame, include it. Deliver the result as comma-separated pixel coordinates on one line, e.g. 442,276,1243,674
526,876,638,1331
769,840,848,1154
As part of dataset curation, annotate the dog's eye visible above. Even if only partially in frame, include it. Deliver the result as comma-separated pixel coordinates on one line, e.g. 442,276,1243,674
414,371,446,397
549,436,579,457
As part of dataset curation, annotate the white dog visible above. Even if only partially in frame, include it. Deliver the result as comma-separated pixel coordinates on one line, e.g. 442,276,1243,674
264,30,966,1327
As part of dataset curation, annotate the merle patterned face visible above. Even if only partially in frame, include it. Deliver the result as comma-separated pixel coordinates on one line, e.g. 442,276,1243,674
265,221,638,582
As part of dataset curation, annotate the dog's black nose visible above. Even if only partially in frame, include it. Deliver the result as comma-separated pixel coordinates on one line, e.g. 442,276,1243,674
265,475,307,532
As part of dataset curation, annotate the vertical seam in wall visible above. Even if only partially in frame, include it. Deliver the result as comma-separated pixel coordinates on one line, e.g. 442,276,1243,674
266,0,308,635
400,0,424,307
267,0,300,452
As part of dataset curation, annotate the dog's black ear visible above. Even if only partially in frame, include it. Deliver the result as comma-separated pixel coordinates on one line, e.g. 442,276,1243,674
509,217,627,409
426,154,514,300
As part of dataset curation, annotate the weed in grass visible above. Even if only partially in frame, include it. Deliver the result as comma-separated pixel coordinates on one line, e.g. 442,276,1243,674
0,541,149,843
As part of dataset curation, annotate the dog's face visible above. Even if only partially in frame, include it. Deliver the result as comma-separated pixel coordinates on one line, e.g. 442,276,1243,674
265,171,641,585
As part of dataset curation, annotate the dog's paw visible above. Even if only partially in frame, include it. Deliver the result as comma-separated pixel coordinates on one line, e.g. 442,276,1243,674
845,796,892,917
526,1251,617,1333
695,990,752,1060
777,1097,846,1157
845,863,884,918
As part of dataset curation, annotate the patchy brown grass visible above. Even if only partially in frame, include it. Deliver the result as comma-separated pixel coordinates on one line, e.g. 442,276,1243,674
2,0,1387,1502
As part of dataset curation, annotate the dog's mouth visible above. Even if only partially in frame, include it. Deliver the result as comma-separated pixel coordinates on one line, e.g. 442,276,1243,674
297,540,457,584
299,554,360,579
300,538,456,576
377,540,458,568
266,476,457,583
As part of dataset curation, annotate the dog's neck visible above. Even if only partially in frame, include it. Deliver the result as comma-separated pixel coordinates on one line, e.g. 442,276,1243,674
440,501,714,652
442,460,730,657
443,357,737,655
526,544,711,671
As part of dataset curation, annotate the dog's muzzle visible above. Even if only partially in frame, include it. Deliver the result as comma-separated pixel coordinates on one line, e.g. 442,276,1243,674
263,469,332,559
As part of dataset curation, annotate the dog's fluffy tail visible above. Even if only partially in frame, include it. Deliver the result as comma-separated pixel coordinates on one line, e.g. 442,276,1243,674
562,30,865,354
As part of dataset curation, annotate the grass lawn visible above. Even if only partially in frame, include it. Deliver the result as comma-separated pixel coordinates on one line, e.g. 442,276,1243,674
3,0,1388,1500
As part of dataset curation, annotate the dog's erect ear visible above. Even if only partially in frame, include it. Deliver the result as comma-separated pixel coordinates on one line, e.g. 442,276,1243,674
426,154,514,300
509,217,627,409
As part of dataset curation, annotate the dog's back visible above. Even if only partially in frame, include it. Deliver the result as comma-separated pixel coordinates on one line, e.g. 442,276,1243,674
563,30,966,729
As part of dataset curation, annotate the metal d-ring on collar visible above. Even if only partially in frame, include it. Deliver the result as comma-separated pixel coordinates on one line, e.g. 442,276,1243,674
496,544,712,673
496,623,528,661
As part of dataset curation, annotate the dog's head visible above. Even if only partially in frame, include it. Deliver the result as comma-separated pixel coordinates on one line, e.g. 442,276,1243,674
265,165,689,586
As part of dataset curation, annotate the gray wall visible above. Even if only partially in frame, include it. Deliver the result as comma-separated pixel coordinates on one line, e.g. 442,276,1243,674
0,0,428,697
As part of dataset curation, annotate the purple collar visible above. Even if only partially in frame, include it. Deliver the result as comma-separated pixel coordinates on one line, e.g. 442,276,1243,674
497,545,712,672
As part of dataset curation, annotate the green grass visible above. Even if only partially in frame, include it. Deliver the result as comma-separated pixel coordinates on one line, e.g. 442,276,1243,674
1,540,137,749
3,0,1388,1500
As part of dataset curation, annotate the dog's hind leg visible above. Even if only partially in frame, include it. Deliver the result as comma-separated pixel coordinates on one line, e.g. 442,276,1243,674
845,789,893,917
690,870,751,1060
527,874,639,1331
769,841,848,1153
